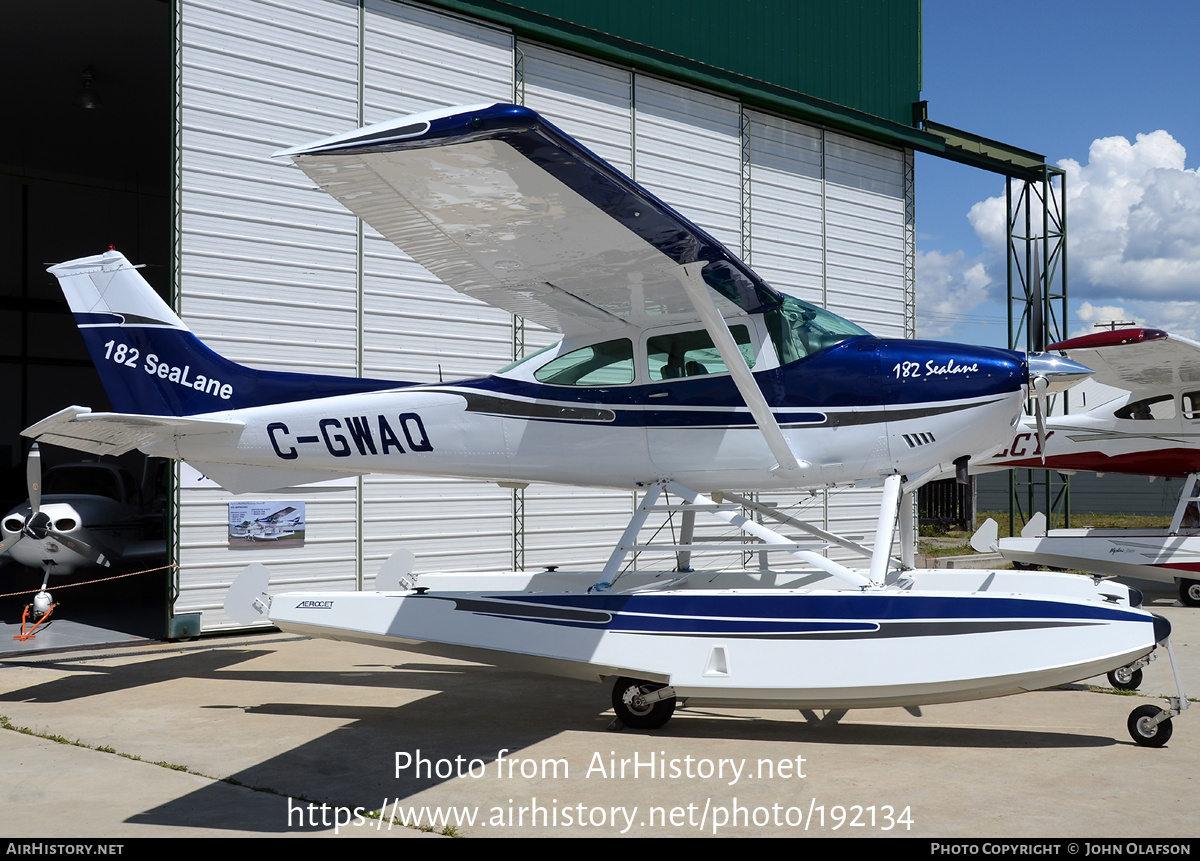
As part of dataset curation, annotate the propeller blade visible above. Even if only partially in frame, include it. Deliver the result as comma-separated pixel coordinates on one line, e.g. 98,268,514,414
45,530,110,567
1030,248,1045,353
27,443,41,513
1033,374,1050,464
0,531,24,556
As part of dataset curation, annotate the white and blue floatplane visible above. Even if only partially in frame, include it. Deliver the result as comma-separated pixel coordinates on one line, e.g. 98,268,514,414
25,104,1185,745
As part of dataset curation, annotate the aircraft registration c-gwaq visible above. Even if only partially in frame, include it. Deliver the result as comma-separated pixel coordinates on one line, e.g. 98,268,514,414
24,103,1185,746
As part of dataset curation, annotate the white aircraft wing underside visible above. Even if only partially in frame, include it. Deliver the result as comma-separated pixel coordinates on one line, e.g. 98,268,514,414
279,105,772,336
1057,330,1200,391
289,139,712,335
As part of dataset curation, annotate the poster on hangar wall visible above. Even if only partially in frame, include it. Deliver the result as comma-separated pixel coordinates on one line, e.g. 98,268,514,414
228,500,306,548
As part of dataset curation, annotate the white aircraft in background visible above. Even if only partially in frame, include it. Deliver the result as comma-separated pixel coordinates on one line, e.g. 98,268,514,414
1,444,164,617
26,103,1183,746
974,328,1200,609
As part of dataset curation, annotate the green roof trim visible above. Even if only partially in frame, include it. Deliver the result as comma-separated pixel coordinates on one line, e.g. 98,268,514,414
413,1,1046,178
922,120,1048,181
418,0,934,149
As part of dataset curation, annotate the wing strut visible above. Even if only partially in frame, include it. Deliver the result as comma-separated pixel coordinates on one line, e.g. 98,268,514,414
673,262,806,476
1169,473,1200,534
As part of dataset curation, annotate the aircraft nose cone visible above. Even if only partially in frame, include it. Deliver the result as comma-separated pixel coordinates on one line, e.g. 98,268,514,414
1028,353,1092,394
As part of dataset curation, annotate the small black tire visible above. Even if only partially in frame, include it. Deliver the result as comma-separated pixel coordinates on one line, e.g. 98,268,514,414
1128,704,1173,747
1180,579,1200,608
1107,667,1143,690
612,677,676,729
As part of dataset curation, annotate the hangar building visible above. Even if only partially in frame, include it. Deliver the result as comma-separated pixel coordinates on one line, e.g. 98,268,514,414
3,1,1036,638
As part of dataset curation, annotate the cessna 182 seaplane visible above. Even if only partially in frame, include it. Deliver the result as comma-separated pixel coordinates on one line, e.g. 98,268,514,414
24,103,1185,745
973,327,1200,609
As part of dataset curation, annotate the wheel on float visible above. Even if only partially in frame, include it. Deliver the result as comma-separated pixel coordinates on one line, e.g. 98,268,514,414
611,677,676,729
1107,666,1143,691
1127,704,1173,747
1179,579,1200,608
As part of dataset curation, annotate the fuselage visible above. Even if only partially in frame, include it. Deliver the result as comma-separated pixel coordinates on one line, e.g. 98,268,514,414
159,329,1028,492
43,249,1030,494
981,387,1200,478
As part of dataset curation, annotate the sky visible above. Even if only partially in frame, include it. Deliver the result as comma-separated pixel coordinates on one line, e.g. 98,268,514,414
916,1,1200,346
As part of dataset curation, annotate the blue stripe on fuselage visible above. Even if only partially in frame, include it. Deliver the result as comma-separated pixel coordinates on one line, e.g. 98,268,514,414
455,338,1024,413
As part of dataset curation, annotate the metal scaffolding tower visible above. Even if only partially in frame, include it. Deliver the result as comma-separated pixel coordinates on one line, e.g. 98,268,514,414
1007,166,1069,534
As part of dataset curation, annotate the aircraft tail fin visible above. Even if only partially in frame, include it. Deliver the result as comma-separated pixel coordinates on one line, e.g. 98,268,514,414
49,250,400,416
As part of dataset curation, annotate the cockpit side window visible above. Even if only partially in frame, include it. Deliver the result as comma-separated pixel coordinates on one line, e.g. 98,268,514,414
533,338,634,386
1115,394,1176,421
1183,392,1200,420
647,325,755,381
765,294,871,364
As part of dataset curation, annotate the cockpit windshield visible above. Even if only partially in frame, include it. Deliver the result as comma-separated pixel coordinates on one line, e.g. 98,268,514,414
765,294,872,364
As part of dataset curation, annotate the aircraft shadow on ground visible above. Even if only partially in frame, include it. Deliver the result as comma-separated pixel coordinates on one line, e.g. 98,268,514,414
0,642,1123,833
103,660,1116,833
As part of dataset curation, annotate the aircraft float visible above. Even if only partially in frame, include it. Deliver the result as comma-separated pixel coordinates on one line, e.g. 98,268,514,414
22,103,1185,746
974,327,1200,610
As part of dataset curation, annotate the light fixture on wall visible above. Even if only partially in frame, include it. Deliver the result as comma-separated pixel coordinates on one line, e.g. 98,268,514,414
74,69,103,110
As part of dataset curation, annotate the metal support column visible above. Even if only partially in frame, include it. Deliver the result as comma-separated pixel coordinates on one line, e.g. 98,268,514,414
1007,166,1069,535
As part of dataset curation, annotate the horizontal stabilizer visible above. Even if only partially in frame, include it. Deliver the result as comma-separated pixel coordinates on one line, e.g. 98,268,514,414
22,406,243,457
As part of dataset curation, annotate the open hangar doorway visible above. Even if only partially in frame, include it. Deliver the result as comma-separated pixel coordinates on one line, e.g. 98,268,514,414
1,0,172,652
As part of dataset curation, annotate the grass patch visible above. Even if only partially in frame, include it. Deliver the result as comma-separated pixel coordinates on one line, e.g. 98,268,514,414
363,806,464,837
919,511,1175,556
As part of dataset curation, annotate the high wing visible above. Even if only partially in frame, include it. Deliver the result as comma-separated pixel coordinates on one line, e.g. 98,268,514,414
979,328,1200,478
275,103,781,337
1047,328,1200,392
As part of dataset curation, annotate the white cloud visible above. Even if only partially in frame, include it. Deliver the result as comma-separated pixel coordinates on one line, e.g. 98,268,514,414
966,194,1007,257
969,131,1200,304
951,130,1200,341
1062,131,1200,297
915,249,993,338
1071,298,1200,341
1071,301,1142,338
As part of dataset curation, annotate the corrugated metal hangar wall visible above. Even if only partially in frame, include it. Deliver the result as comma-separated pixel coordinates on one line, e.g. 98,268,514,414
173,0,917,630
